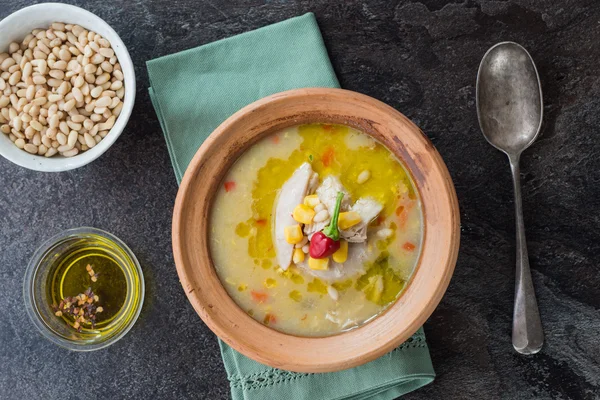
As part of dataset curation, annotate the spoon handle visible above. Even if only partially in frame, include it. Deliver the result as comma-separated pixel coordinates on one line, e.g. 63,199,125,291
509,156,544,354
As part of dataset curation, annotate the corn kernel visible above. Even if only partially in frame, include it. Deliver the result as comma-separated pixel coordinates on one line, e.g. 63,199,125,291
303,194,321,208
308,256,329,270
332,240,348,263
338,211,361,229
293,248,305,264
292,204,316,224
284,224,304,244
264,278,277,288
289,290,303,302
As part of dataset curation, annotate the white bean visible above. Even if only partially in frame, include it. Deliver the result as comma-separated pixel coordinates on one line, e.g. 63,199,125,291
41,134,52,147
74,74,85,88
70,114,85,123
314,203,326,213
95,96,111,108
91,53,104,64
25,85,35,101
45,147,57,157
377,228,394,239
47,78,62,87
57,144,72,152
32,75,46,85
98,48,114,58
12,117,22,132
313,210,330,223
46,127,57,139
67,130,79,147
84,132,95,148
327,286,339,301
100,61,113,73
113,102,123,116
113,69,123,81
22,63,33,80
357,170,371,184
61,147,78,157
8,42,20,53
63,99,76,112
90,86,103,98
53,60,67,70
110,80,122,90
29,119,43,131
59,121,69,135
48,94,62,102
24,143,38,154
108,97,120,109
48,114,59,128
8,71,21,85
56,132,67,145
1,57,16,71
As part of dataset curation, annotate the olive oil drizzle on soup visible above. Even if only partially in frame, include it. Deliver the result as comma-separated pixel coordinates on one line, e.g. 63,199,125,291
209,124,422,336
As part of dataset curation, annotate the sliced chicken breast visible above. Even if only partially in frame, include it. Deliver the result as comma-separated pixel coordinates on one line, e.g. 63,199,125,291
274,162,313,270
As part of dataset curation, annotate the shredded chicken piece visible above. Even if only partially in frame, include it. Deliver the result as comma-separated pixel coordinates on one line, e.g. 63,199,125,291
340,197,383,243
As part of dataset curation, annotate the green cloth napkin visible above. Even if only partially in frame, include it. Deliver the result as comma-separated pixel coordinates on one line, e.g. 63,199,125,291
147,12,435,400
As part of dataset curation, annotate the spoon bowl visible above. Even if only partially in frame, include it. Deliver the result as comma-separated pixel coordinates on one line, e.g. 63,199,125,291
476,42,543,155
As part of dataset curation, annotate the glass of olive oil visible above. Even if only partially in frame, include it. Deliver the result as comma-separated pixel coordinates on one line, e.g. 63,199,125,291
24,227,144,351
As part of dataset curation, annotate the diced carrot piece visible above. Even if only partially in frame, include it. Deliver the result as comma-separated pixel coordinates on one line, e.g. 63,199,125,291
271,135,280,144
323,124,334,132
255,219,267,227
397,211,408,228
403,242,416,251
251,291,268,303
396,200,415,228
321,146,335,167
301,314,307,321
224,181,236,192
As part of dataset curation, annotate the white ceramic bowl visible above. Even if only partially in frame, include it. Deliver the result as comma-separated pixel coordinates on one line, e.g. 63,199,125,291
0,3,135,172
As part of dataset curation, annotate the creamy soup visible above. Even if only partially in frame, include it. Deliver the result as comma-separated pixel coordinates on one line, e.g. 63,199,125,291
209,124,422,336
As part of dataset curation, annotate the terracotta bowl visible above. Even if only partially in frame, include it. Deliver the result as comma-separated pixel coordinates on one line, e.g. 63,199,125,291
172,88,460,372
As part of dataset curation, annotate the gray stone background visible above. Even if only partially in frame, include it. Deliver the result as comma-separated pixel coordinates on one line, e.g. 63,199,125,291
1,0,599,399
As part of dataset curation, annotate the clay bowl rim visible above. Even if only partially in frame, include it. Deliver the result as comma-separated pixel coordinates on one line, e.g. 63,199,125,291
172,88,460,373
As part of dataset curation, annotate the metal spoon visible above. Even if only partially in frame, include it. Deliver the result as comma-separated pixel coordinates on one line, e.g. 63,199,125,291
476,42,544,354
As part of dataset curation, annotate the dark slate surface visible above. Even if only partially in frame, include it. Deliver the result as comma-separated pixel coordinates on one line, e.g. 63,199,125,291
1,0,599,399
